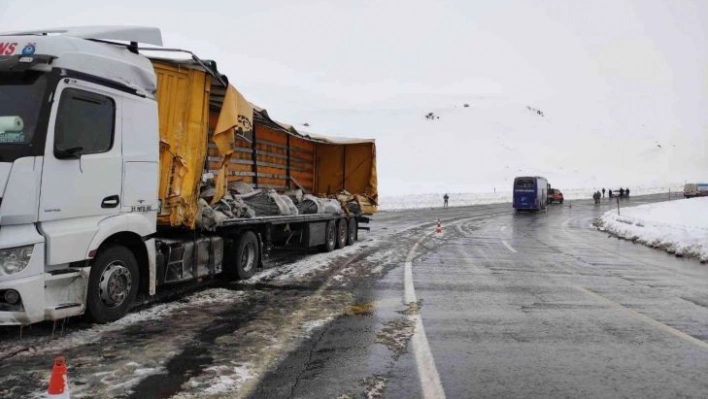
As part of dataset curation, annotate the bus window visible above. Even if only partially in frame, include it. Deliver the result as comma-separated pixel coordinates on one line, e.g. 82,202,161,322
514,178,535,189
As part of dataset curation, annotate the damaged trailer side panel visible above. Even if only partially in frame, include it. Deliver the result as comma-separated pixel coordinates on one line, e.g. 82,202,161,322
153,59,377,231
154,61,212,229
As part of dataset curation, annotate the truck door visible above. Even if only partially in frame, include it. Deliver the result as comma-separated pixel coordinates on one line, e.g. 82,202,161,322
39,79,122,224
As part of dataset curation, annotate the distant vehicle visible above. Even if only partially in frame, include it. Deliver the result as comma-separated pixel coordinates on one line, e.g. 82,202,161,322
513,176,548,211
684,183,708,198
547,188,564,204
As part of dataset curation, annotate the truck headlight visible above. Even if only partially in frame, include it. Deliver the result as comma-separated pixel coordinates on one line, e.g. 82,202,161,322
0,245,34,276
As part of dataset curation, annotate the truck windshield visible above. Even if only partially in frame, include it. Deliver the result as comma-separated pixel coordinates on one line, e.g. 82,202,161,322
0,73,47,145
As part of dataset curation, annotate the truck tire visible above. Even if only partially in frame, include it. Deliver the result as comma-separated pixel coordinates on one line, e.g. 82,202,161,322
346,218,357,245
320,221,336,252
236,231,259,279
86,245,139,324
336,219,347,249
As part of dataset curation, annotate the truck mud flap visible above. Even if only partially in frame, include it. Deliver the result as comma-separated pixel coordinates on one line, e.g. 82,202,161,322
357,215,371,231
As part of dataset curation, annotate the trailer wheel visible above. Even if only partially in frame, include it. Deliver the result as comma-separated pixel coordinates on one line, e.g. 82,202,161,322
320,221,336,252
335,220,347,249
86,245,139,324
346,218,357,245
236,231,259,279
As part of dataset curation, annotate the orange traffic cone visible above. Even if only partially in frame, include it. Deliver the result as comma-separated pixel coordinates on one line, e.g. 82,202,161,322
47,356,70,398
435,219,442,234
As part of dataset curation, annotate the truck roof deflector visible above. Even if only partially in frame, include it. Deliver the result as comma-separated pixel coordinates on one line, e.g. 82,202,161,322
0,26,163,46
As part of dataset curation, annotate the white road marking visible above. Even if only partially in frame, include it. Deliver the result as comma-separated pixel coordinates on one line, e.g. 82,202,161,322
552,218,708,352
501,240,517,253
500,225,507,231
404,234,446,399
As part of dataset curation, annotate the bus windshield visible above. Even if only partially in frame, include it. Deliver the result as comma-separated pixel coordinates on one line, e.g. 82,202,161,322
514,177,535,190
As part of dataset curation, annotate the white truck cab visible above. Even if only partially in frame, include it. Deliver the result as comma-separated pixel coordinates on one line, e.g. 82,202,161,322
0,27,162,325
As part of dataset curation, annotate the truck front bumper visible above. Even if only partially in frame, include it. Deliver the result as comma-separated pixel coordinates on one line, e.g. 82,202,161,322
0,272,45,325
0,224,46,325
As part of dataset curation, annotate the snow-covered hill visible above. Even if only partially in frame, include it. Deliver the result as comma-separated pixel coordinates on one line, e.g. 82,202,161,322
281,95,703,207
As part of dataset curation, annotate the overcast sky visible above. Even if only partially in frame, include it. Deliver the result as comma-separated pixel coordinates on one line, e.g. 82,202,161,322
1,0,705,193
2,0,705,117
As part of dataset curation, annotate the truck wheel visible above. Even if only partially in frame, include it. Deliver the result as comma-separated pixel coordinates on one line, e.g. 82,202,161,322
320,221,336,252
86,245,139,324
236,231,259,279
346,218,357,245
336,220,347,249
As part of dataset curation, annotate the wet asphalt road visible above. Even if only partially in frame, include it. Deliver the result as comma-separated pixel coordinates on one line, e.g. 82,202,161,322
254,193,708,398
2,193,707,398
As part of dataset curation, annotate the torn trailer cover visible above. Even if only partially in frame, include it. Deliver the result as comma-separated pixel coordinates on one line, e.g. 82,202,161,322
152,59,378,230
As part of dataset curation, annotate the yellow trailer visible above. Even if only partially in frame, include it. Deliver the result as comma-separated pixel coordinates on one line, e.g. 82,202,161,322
151,60,377,230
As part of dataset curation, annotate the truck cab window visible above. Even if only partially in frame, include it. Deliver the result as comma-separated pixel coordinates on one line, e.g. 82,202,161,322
54,88,114,156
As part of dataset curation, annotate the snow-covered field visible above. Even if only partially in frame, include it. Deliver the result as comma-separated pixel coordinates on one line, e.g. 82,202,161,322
599,197,708,262
293,97,704,199
379,184,682,211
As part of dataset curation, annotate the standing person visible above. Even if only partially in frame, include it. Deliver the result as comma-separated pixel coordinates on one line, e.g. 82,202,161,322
602,188,605,198
443,193,449,208
619,187,625,198
609,189,613,199
626,188,630,198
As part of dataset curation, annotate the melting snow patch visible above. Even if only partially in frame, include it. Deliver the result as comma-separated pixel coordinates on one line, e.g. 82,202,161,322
363,375,387,399
180,363,253,395
203,376,237,395
376,319,416,359
133,367,162,376
247,241,378,283
232,364,253,383
25,288,244,355
600,197,708,261
115,288,244,326
302,317,334,337
187,363,253,396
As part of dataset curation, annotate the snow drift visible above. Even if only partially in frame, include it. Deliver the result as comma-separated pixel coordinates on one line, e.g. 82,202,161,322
599,197,708,262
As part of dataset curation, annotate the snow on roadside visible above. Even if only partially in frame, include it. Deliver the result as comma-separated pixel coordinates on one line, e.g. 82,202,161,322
379,185,682,211
302,317,335,338
20,288,245,356
246,237,385,284
173,363,254,398
599,197,708,262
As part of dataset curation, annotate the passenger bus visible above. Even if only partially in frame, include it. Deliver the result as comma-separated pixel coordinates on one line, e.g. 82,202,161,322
513,176,549,211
